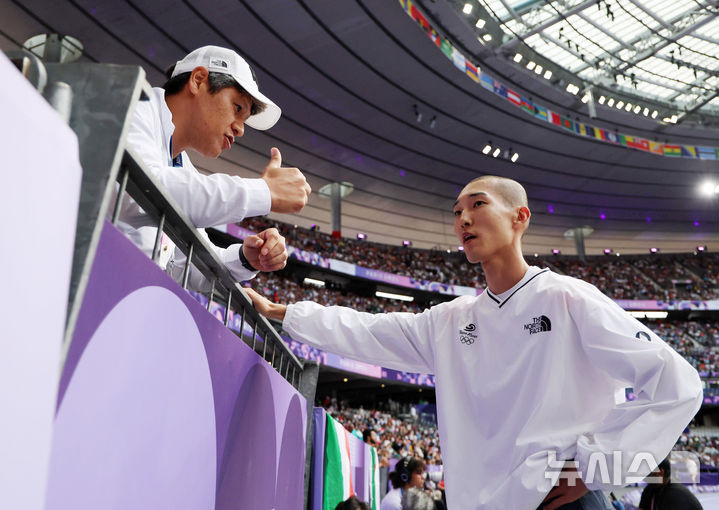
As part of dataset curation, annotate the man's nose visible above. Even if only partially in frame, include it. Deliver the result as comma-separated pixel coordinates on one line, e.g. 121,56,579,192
231,122,244,138
460,210,472,225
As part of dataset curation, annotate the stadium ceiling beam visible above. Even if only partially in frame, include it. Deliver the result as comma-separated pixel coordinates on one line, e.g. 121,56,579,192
613,10,715,74
626,0,672,31
574,12,632,50
572,7,713,76
497,0,523,22
500,0,595,49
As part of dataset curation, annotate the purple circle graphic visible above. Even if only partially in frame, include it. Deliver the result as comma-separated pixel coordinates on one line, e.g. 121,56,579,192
45,286,216,510
275,395,306,510
216,363,277,510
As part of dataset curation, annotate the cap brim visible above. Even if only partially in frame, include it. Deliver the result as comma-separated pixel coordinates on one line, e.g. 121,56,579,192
243,88,281,131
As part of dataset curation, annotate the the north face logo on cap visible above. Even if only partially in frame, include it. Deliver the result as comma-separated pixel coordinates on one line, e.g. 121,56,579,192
209,58,229,69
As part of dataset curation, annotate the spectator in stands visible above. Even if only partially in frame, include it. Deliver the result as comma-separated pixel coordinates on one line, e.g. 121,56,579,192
120,45,311,289
401,487,436,510
247,176,702,510
381,457,426,510
335,495,371,510
609,493,624,510
363,428,380,448
638,457,703,510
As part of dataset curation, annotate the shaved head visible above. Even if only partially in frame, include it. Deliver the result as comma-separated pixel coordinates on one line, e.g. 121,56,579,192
465,175,528,209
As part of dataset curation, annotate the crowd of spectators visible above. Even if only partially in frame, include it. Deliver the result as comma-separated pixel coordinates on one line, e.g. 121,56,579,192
238,217,718,300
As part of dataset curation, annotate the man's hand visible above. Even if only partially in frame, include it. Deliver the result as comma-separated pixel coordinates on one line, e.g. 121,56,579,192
541,465,588,510
242,228,287,272
261,147,311,213
244,288,288,322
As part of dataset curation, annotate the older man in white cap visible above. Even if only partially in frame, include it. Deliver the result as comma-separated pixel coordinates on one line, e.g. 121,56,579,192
122,45,311,289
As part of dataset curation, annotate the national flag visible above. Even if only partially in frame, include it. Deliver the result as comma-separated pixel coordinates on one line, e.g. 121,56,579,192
440,38,453,59
663,144,682,157
479,73,494,92
624,135,634,148
635,138,650,151
534,105,548,121
550,111,562,126
399,0,409,12
561,117,574,131
617,134,627,146
495,83,508,99
506,88,521,106
323,414,354,510
410,4,430,31
681,146,697,158
698,146,718,160
370,447,380,510
575,122,588,136
593,127,604,140
429,27,441,47
452,47,466,72
649,141,663,155
466,60,479,82
605,131,618,144
520,96,534,114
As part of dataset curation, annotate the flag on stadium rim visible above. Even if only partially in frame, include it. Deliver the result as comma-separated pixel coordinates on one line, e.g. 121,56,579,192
534,104,548,121
452,47,466,72
506,88,521,106
465,60,479,82
520,96,534,114
479,73,495,92
323,414,354,510
663,144,682,157
698,146,718,160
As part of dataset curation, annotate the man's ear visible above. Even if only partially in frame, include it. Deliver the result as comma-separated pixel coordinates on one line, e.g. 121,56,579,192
187,66,210,96
514,206,531,228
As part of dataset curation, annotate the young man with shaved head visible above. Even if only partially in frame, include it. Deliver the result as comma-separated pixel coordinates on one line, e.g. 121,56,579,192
119,46,312,288
247,176,701,510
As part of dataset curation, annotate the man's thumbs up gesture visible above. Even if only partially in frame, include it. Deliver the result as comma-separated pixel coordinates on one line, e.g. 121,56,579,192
261,147,311,213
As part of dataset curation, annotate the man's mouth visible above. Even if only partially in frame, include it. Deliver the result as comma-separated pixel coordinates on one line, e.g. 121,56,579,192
462,233,477,243
223,135,234,150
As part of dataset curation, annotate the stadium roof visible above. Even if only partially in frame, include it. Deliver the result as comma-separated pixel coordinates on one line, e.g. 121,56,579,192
2,0,718,255
462,0,719,123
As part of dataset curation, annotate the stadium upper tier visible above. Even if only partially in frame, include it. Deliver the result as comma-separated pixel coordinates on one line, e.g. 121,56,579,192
240,216,719,301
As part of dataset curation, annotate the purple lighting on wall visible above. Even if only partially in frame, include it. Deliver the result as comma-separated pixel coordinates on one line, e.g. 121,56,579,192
650,247,659,253
697,245,706,252
694,221,700,227
547,204,554,213
458,246,464,251
400,170,406,177
357,233,367,240
552,249,560,255
600,213,606,220
402,240,412,246
603,248,612,255
646,217,651,223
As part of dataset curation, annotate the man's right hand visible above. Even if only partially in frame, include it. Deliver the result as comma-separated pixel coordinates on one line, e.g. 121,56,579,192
261,147,311,214
244,287,288,322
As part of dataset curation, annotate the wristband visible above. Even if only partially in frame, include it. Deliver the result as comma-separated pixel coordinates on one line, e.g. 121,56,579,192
240,246,259,272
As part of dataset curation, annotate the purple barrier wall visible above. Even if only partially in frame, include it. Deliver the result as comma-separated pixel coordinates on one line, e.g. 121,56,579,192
45,222,307,510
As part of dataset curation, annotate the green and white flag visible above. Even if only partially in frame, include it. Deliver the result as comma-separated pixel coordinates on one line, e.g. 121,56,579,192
323,414,353,510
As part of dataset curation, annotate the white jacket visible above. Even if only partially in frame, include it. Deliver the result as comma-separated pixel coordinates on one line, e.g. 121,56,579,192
283,267,702,510
116,87,271,288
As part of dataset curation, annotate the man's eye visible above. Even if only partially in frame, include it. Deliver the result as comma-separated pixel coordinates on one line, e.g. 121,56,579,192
453,210,461,216
235,104,243,113
474,200,485,207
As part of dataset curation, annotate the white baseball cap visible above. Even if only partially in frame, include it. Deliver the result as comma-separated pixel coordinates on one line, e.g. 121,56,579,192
171,45,281,130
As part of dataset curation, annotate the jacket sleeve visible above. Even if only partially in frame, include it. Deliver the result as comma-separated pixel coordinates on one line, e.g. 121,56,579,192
124,95,271,228
283,301,442,374
567,281,702,490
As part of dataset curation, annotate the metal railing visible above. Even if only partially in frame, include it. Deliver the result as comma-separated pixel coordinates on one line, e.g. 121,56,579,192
112,147,305,388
